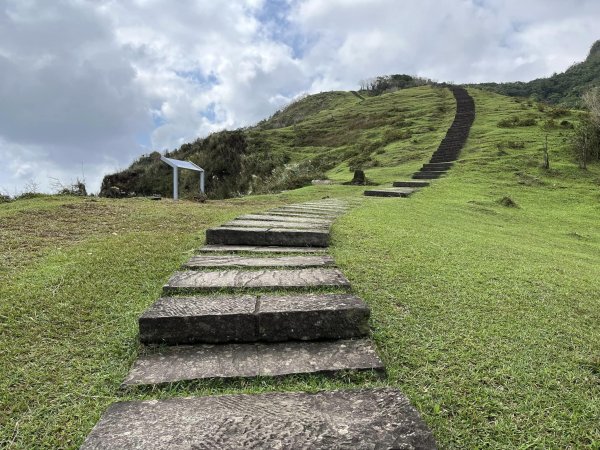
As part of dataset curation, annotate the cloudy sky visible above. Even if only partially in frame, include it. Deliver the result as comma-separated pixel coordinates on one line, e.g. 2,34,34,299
1,0,598,194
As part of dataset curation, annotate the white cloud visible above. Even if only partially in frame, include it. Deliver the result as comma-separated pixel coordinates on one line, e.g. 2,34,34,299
0,0,598,194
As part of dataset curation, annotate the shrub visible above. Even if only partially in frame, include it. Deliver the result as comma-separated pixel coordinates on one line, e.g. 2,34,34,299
507,141,525,149
498,116,537,128
498,196,519,208
383,129,412,144
547,106,570,118
560,120,574,129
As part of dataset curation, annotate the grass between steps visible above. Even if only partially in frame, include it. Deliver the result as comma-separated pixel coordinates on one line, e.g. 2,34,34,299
2,88,600,448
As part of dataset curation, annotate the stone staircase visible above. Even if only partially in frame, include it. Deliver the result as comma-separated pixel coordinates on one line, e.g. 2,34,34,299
364,85,474,196
81,199,436,448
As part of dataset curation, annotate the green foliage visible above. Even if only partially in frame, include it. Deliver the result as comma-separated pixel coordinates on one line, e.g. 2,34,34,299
360,74,433,95
497,116,537,128
571,115,600,164
476,40,600,106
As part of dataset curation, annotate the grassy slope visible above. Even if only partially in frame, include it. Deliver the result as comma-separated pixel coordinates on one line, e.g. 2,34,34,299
2,87,600,448
333,88,600,447
256,85,455,183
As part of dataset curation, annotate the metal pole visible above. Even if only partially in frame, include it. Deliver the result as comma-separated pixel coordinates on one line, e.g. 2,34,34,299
173,167,178,200
200,171,205,194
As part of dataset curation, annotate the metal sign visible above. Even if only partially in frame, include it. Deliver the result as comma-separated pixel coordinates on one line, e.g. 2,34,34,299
160,156,205,200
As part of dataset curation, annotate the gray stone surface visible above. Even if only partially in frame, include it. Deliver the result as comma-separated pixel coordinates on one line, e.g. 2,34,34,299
197,245,327,254
81,388,436,450
258,293,370,341
139,296,256,344
364,187,416,198
271,207,341,216
122,339,384,385
224,219,329,229
163,268,351,293
206,226,330,247
265,211,339,219
237,214,332,224
140,293,370,344
393,180,431,188
183,255,335,269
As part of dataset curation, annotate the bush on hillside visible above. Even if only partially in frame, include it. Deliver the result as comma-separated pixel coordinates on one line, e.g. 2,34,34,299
498,116,537,128
359,74,433,96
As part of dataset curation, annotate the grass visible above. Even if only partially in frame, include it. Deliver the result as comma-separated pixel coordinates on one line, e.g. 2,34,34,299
256,85,455,180
2,87,600,448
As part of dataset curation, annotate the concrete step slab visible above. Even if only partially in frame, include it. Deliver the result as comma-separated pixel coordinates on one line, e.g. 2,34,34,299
163,268,351,293
237,214,331,224
224,220,329,230
364,187,416,198
183,255,335,269
197,245,327,254
392,180,431,188
122,339,384,386
139,293,370,344
81,388,436,450
263,211,339,219
206,226,329,247
269,209,340,218
412,172,444,179
422,162,453,170
272,205,343,213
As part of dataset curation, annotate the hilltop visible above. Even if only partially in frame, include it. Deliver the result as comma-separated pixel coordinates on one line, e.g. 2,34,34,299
98,40,600,200
476,39,600,105
100,84,456,199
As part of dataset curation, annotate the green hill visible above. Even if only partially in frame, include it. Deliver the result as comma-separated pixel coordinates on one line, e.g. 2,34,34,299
3,86,600,449
475,40,600,106
101,85,457,199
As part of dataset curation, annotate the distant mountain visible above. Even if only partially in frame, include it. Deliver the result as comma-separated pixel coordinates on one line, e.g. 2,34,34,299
475,40,600,106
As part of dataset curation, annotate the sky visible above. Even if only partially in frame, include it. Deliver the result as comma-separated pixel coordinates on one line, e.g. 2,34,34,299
1,0,599,195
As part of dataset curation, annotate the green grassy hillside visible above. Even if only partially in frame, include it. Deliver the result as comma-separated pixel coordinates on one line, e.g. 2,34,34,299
101,85,455,198
2,88,600,449
476,39,600,106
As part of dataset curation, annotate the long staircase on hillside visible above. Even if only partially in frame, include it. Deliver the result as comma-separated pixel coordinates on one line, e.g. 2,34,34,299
81,200,436,449
364,85,475,197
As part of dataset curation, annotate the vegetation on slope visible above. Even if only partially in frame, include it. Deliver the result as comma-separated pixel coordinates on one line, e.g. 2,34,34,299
100,85,455,199
476,40,600,106
2,87,600,449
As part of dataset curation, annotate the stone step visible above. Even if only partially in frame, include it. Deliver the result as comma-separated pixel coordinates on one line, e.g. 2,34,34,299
237,214,331,224
363,187,416,198
412,172,445,179
183,255,335,269
270,208,340,217
197,245,328,254
139,293,369,344
284,205,347,212
430,158,457,163
206,226,329,247
301,203,347,209
81,388,436,450
422,162,453,170
122,339,384,386
261,211,340,219
432,150,459,156
163,268,351,293
224,220,329,229
392,180,431,188
430,156,457,161
418,167,448,173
